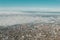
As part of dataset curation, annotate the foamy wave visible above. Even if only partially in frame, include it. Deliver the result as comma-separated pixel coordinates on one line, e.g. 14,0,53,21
0,15,58,26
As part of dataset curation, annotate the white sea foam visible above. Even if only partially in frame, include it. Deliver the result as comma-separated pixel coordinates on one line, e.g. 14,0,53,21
0,15,58,26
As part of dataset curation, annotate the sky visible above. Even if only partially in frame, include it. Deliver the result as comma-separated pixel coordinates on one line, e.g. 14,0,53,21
0,0,60,14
